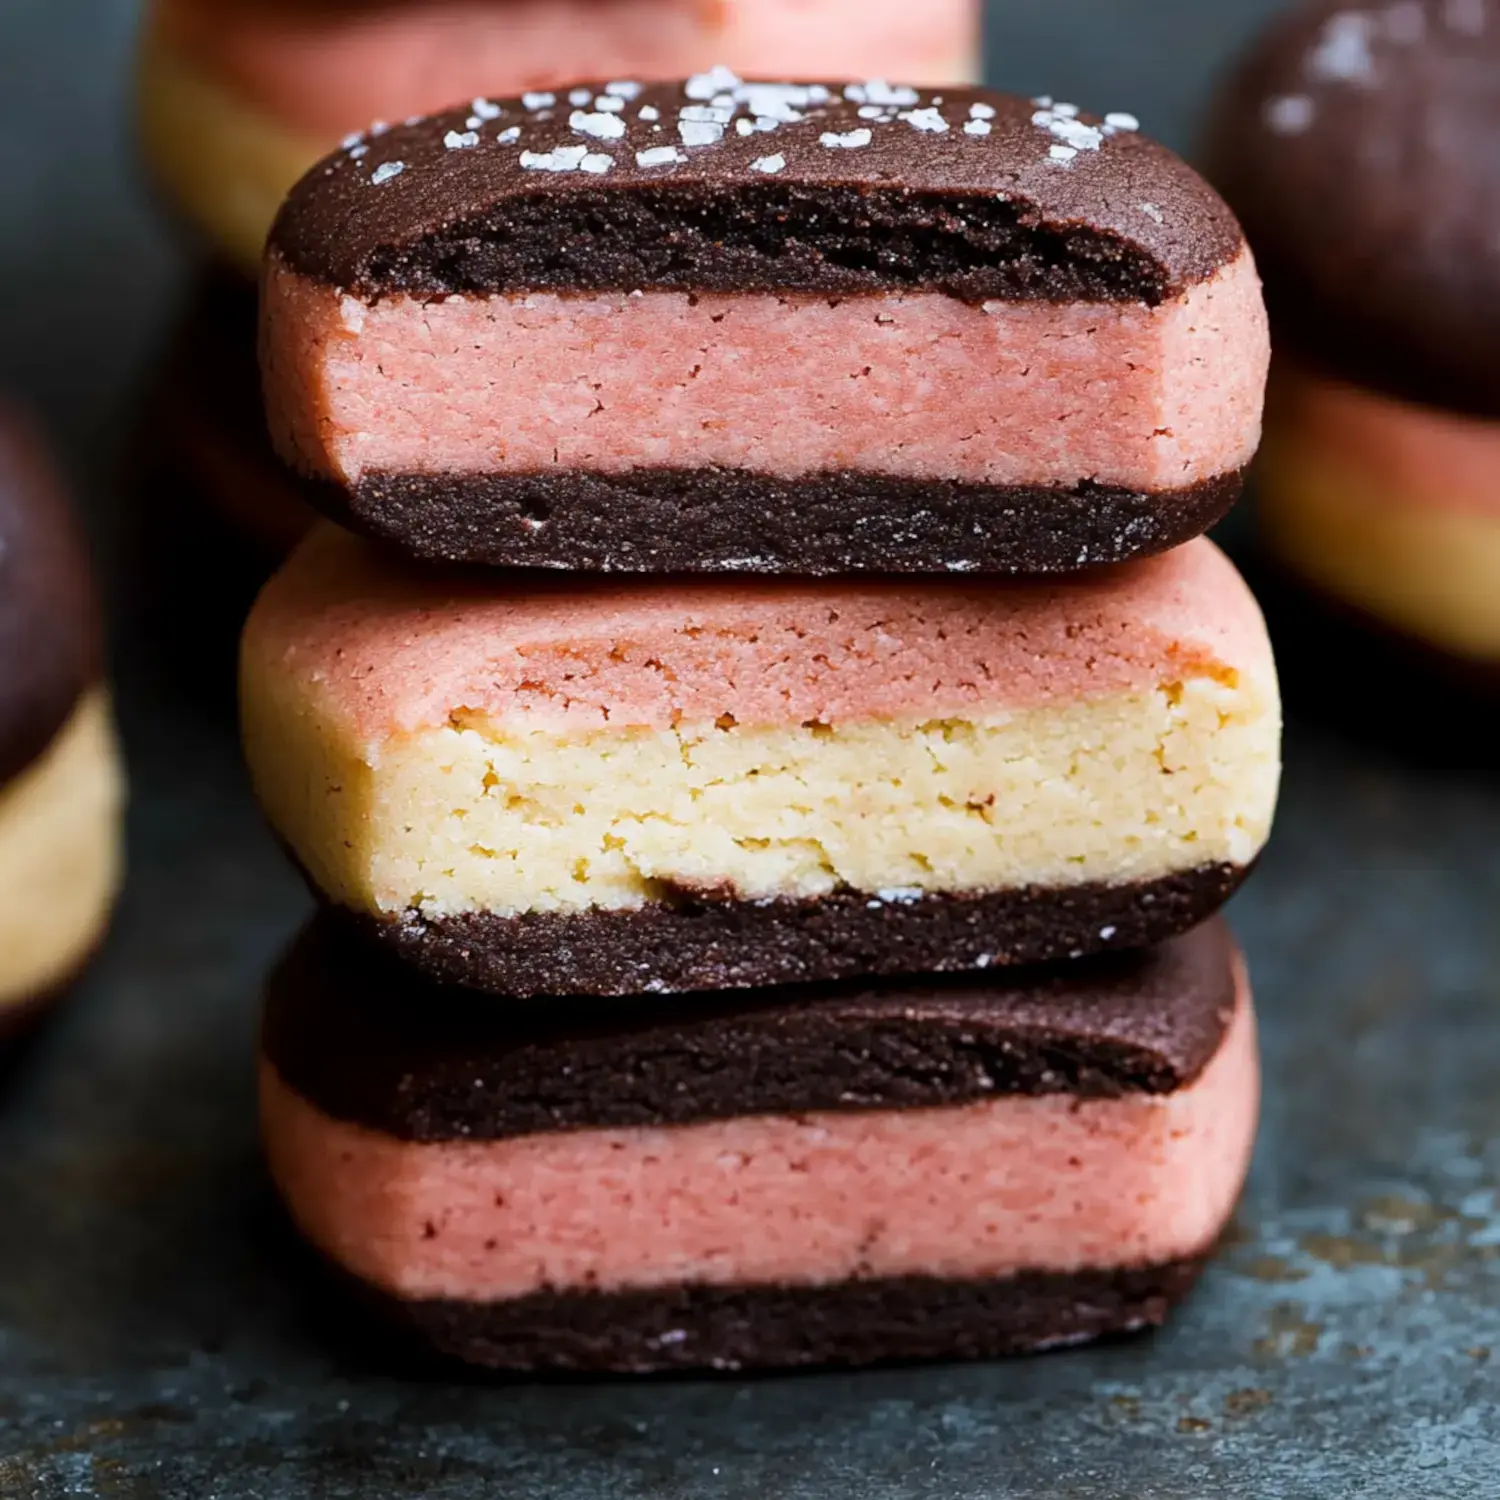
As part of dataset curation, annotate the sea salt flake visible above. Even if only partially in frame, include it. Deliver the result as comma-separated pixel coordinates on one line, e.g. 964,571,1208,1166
898,107,948,133
496,125,520,143
681,103,734,123
1049,144,1078,162
1139,201,1165,223
594,95,626,113
685,64,742,100
844,79,919,106
471,97,502,120
821,127,873,148
969,102,996,119
570,110,626,140
370,160,405,184
1032,94,1054,108
340,131,364,149
348,144,368,159
638,104,660,121
1099,925,1118,941
751,153,787,173
734,82,815,122
1052,101,1080,117
679,119,724,146
443,129,479,149
522,91,556,110
754,116,780,132
1104,111,1140,131
963,119,991,136
368,120,390,136
579,153,614,174
1307,12,1378,83
519,145,589,171
569,87,592,106
636,145,686,167
605,80,643,99
1264,93,1316,134
735,118,755,136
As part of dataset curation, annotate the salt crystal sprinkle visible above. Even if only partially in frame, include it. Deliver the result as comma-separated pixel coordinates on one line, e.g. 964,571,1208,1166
820,128,873,148
736,118,755,136
471,98,502,121
964,119,991,136
898,107,949,133
370,160,405,185
638,105,660,122
1139,202,1165,224
751,154,787,173
1104,111,1139,131
497,126,520,144
637,145,686,167
570,110,626,140
579,153,614,174
1049,144,1078,162
340,130,364,149
594,95,626,113
443,130,479,149
844,79,919,106
521,91,556,110
1307,12,1377,83
685,64,742,101
605,81,643,99
1264,93,1316,134
348,144,368,159
519,145,589,172
569,87,592,106
679,120,725,146
969,102,996,120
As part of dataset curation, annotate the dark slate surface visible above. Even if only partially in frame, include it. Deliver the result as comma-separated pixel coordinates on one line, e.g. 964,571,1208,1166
2,1,1498,1494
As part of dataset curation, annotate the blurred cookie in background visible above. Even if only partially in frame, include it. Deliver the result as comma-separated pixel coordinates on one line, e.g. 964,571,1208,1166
1207,0,1500,686
0,407,125,1036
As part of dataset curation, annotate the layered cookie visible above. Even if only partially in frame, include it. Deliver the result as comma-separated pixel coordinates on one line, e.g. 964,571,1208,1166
262,915,1259,1372
140,1,980,279
262,80,1269,574
0,410,125,1028
240,527,1280,997
1208,0,1500,668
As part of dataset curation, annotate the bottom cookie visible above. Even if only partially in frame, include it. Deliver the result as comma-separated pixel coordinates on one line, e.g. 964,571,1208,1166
262,916,1257,1373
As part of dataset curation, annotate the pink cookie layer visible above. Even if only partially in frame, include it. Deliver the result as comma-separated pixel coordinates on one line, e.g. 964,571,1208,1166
158,0,977,139
261,958,1257,1303
1270,362,1500,519
263,251,1266,494
244,527,1272,741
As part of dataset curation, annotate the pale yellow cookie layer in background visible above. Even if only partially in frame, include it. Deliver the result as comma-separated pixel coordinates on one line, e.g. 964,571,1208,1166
0,689,125,1009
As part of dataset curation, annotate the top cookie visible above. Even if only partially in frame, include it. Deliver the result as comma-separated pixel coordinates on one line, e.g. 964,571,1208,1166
0,408,102,787
271,76,1242,302
1207,0,1500,415
263,75,1265,576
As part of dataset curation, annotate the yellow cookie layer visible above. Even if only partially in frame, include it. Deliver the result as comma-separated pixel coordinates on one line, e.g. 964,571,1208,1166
138,32,322,278
242,670,1281,921
1260,424,1500,662
0,690,125,1008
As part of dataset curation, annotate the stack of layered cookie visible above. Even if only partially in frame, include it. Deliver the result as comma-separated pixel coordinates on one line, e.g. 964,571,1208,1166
242,76,1281,1372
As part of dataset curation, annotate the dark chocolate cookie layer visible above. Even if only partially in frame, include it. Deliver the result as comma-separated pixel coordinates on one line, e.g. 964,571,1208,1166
0,407,103,786
272,80,1243,304
342,1258,1207,1373
264,916,1238,1141
1207,0,1500,414
327,862,1249,1002
317,466,1245,574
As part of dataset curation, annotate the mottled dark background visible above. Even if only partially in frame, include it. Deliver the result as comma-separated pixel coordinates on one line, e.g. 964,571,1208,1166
2,2,1498,1495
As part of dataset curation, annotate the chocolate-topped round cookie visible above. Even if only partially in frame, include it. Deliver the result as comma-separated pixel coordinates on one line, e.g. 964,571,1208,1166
0,408,123,1026
1207,0,1500,415
261,76,1268,574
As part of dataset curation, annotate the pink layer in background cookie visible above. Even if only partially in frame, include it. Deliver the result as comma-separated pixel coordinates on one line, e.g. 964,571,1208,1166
156,0,978,138
244,528,1274,739
260,957,1257,1303
1269,363,1500,519
262,252,1267,492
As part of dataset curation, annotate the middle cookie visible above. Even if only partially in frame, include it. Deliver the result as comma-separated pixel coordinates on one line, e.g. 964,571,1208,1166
242,528,1280,997
261,79,1268,575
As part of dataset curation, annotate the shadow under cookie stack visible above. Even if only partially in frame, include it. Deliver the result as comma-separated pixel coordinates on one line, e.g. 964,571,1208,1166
242,74,1282,1373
